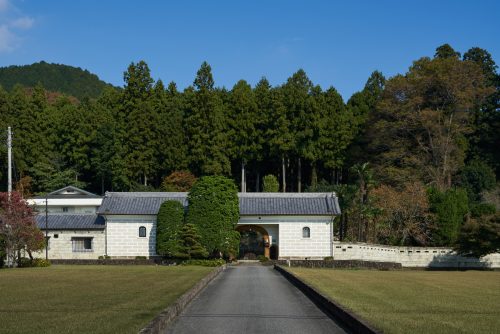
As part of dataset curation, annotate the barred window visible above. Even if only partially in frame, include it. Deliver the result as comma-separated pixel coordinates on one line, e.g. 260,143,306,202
302,227,310,238
139,226,146,238
72,237,93,252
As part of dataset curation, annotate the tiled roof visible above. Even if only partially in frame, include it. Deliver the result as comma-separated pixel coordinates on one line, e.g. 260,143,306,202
239,193,340,215
35,186,102,199
97,192,340,216
36,214,105,230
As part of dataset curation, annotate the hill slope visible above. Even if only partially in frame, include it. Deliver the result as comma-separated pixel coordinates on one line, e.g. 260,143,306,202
0,61,115,99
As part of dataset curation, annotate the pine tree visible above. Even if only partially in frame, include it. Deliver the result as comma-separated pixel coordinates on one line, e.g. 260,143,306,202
175,223,208,259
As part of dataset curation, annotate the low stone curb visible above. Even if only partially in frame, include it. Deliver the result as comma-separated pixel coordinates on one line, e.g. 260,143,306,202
138,265,226,334
274,265,382,334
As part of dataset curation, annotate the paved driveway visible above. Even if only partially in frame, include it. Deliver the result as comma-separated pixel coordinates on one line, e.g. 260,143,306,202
166,264,347,334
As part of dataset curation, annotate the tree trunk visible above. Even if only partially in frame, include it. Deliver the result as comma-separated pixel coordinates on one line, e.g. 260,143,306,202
101,176,105,195
241,161,245,192
297,157,302,193
311,163,318,190
144,173,147,186
282,156,286,192
256,172,260,192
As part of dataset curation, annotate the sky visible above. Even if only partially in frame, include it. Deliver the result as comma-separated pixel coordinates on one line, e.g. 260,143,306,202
0,0,499,100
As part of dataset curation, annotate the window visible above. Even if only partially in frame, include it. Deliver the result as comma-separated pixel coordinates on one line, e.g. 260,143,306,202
302,227,310,238
72,237,93,252
139,226,146,238
62,207,69,213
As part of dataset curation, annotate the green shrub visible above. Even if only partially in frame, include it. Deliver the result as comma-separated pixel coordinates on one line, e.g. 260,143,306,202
186,176,240,258
135,256,147,260
182,259,226,267
98,255,111,260
262,174,279,192
428,187,469,246
471,203,496,218
156,200,185,257
18,257,50,267
257,255,269,262
18,257,32,268
324,256,334,261
32,258,51,267
175,223,208,259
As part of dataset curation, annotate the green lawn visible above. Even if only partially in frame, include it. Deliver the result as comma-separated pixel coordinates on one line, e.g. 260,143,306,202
289,268,500,334
0,265,214,334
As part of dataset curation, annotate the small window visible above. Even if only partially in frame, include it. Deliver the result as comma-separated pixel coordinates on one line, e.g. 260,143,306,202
54,234,59,239
139,226,146,238
302,227,310,238
72,237,93,252
63,207,69,213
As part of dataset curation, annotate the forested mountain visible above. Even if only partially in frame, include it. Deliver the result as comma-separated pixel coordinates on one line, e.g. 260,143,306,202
0,61,114,100
0,44,498,251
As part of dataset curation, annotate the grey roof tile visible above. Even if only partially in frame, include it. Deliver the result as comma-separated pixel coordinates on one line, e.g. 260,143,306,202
36,214,104,230
98,192,340,216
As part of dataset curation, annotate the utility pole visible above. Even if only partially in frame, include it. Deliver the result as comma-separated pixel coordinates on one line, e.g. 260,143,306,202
45,195,48,260
7,127,12,196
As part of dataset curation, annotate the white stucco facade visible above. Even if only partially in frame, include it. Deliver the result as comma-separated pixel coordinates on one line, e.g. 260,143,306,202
31,230,105,260
236,215,334,260
105,215,157,258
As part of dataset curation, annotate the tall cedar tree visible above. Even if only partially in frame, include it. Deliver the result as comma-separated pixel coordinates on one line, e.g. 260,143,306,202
185,62,230,175
121,61,158,187
229,80,260,191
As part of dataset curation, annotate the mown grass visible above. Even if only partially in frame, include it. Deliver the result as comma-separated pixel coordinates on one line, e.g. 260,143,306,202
0,265,214,334
289,268,500,334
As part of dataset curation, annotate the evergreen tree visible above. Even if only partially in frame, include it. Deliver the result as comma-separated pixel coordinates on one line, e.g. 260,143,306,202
262,174,279,192
176,223,208,259
229,80,260,191
185,62,230,175
156,200,185,257
186,176,239,257
121,61,158,187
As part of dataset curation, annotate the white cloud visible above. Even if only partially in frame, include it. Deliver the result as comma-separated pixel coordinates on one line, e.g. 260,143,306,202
11,16,34,30
0,1,35,53
0,24,17,52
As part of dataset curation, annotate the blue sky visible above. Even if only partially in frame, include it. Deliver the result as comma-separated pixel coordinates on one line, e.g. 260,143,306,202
0,0,499,100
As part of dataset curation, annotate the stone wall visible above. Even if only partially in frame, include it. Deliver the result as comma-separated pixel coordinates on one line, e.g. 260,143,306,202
31,230,105,260
106,215,157,258
334,242,500,269
276,259,402,270
279,221,332,259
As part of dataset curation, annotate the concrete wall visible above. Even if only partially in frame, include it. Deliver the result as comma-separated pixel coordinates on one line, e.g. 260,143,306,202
334,242,500,268
31,230,105,260
106,215,156,258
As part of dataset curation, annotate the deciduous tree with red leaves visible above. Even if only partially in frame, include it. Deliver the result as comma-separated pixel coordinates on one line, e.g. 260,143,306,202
0,192,44,267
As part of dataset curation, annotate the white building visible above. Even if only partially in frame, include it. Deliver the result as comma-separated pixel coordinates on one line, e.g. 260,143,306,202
31,186,105,259
97,192,340,260
32,188,340,260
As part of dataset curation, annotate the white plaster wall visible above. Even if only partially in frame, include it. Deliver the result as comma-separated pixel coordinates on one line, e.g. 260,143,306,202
279,222,332,259
106,215,156,258
334,242,500,268
31,230,105,259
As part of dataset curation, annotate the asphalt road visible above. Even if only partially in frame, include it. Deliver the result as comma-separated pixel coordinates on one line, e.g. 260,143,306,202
166,264,347,334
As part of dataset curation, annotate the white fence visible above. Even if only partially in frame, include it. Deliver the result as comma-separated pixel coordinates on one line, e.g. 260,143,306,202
334,242,500,268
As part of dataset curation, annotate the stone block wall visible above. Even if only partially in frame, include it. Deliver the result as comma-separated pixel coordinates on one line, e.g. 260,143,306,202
106,215,156,258
30,230,105,260
279,222,332,259
334,242,500,268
